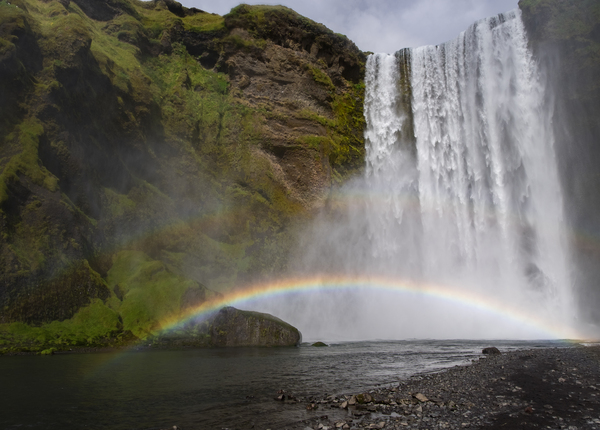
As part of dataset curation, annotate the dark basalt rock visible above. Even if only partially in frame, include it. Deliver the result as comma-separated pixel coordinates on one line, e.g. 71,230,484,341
210,306,301,347
154,306,301,348
482,347,501,355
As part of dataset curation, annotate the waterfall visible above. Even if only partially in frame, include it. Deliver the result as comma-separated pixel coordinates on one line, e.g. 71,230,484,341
363,8,575,333
254,9,580,340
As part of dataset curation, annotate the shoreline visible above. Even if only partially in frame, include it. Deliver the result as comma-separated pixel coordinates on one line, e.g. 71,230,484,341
279,344,600,429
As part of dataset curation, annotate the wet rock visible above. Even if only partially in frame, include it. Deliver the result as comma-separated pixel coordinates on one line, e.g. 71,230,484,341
210,307,301,347
482,347,501,355
312,342,328,347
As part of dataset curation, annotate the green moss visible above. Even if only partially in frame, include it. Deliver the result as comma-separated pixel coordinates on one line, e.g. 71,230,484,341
0,299,122,350
221,34,267,50
137,2,224,37
104,13,147,45
182,13,224,33
296,135,331,151
307,64,335,91
328,82,366,167
225,4,329,37
0,117,58,205
0,0,28,30
107,250,199,338
0,37,14,57
102,187,137,218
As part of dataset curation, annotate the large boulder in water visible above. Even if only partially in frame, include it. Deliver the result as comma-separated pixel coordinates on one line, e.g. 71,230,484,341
210,307,301,347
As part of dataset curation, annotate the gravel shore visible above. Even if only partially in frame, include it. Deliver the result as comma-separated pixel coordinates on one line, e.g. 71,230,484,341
284,344,600,430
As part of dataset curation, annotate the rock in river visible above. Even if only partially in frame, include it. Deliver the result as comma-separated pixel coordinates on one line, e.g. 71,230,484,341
210,307,302,347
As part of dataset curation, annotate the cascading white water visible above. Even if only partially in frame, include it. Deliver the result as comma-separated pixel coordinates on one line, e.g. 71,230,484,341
361,9,575,336
250,10,580,340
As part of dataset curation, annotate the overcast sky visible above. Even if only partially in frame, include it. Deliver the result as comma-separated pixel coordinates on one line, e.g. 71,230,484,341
179,0,519,53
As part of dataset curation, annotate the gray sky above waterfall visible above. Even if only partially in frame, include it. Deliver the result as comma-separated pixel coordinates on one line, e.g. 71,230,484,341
179,0,519,53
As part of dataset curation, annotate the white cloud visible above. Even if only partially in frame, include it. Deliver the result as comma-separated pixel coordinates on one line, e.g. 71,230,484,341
180,0,519,53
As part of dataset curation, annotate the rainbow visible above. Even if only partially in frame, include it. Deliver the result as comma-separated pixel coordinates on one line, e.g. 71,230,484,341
155,275,585,340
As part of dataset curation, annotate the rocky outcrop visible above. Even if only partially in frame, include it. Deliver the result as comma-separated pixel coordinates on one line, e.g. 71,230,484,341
210,306,301,347
156,306,301,347
179,4,367,205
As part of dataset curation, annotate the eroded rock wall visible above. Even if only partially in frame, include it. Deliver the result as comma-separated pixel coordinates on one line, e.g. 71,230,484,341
0,0,366,345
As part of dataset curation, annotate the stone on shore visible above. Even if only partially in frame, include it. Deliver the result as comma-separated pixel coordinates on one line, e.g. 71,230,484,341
413,392,428,403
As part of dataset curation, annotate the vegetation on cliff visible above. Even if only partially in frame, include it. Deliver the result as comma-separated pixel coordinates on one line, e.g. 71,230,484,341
0,0,366,352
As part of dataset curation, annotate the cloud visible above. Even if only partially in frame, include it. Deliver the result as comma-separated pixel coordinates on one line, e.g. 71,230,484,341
180,0,519,53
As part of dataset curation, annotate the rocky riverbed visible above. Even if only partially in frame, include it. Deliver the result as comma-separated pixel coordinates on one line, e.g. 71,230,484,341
265,344,600,430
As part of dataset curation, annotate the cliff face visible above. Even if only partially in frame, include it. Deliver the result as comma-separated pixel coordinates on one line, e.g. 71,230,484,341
0,0,365,350
519,0,600,323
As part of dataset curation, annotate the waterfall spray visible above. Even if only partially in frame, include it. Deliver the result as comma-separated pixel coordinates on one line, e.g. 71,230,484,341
250,10,579,340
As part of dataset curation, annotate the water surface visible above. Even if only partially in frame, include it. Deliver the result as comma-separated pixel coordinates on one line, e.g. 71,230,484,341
1,340,566,429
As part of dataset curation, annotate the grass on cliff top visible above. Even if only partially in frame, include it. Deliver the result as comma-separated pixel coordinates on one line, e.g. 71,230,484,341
137,3,224,35
225,4,331,36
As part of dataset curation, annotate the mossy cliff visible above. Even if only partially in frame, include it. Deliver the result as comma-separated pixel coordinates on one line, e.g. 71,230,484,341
0,0,366,352
519,0,600,323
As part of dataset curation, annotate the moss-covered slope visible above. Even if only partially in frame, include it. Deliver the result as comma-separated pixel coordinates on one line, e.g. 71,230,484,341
0,0,366,352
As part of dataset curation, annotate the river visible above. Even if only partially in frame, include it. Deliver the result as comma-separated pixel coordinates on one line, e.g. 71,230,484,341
1,340,567,429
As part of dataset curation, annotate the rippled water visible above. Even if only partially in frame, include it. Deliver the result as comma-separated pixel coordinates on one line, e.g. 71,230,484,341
1,340,567,429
